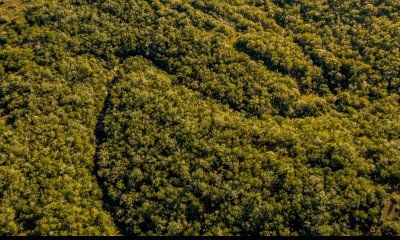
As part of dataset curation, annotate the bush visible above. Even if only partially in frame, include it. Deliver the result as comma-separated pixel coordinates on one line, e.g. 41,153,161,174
381,222,400,236
0,16,8,25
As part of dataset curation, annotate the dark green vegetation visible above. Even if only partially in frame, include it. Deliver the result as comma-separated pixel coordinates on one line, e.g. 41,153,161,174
0,0,399,236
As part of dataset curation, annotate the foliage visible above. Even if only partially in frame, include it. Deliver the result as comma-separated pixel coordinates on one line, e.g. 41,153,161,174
0,0,399,236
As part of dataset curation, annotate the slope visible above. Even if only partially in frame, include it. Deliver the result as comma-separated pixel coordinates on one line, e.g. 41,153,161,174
0,0,399,236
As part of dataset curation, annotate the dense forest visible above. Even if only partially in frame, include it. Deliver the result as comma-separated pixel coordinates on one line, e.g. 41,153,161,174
0,0,399,236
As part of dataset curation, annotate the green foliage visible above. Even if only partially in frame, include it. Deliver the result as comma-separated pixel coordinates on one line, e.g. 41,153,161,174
0,0,399,236
0,16,8,24
381,222,400,236
97,57,385,236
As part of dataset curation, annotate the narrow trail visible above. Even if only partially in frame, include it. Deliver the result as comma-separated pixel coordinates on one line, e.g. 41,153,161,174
94,64,121,146
93,63,124,235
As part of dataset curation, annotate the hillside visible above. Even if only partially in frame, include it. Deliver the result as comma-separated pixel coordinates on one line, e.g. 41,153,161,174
0,0,399,236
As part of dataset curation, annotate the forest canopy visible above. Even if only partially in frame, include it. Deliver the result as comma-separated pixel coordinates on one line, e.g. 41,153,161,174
0,0,399,236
